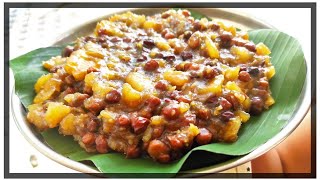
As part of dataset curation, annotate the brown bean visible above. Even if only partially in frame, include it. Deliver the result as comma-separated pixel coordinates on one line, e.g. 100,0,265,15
97,36,107,43
147,140,170,163
221,111,234,122
251,88,268,97
177,96,191,103
209,22,220,31
126,145,141,158
231,37,247,47
110,37,121,43
144,60,159,71
203,67,219,79
206,96,219,106
238,71,251,82
147,96,161,108
225,94,240,109
117,114,131,126
258,80,269,90
167,136,184,151
240,65,247,72
105,90,121,103
183,63,192,71
250,96,264,115
62,46,74,57
168,91,183,100
175,63,185,71
101,42,109,49
95,135,108,153
183,31,192,40
220,98,232,110
84,36,96,42
183,63,199,71
131,117,150,134
244,42,256,52
70,93,90,107
162,103,180,120
181,10,191,17
167,91,182,100
196,128,213,145
82,132,95,146
191,64,201,71
84,98,106,114
163,55,176,62
161,28,170,37
83,86,93,95
188,33,200,49
143,39,155,48
155,80,168,91
193,20,201,31
197,108,211,120
181,114,197,126
199,49,209,58
123,37,132,43
75,94,90,102
87,119,98,132
220,41,234,49
138,106,152,119
154,53,163,59
64,87,75,95
166,90,183,100
175,62,192,71
161,12,171,19
157,154,170,163
166,121,180,131
180,51,193,61
164,32,175,39
64,75,75,85
174,45,185,55
152,126,164,138
220,31,233,42
248,67,260,77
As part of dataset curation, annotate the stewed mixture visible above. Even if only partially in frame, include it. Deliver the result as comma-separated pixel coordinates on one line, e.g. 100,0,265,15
27,9,275,163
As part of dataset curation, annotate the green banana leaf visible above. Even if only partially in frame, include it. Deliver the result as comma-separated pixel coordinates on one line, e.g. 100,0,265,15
10,22,306,176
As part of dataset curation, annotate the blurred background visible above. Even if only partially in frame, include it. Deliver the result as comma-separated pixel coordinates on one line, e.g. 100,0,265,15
9,7,311,174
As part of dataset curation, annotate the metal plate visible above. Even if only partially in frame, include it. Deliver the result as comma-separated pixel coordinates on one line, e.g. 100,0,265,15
11,8,311,176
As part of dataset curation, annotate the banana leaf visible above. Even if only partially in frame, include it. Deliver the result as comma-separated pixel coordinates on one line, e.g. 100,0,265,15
10,23,306,176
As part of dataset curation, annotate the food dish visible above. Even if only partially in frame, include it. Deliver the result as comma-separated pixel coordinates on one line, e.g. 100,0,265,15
10,8,310,175
26,9,275,163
